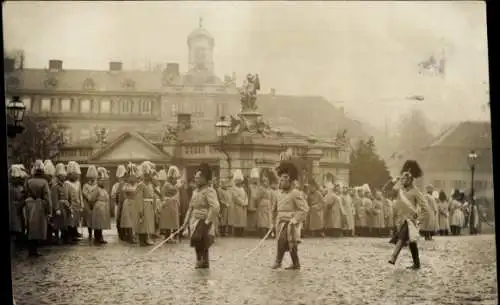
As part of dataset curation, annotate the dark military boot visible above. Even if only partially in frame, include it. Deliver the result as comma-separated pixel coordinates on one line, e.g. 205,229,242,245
285,247,301,270
195,248,203,268
407,242,421,270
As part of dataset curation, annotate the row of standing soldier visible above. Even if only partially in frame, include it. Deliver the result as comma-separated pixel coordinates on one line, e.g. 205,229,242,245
9,160,112,257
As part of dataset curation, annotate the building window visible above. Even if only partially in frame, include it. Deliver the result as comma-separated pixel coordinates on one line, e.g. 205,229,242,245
100,99,111,113
60,99,72,112
194,102,204,117
216,103,227,119
22,97,32,111
121,100,133,113
80,99,91,113
141,100,151,114
41,98,52,112
83,78,95,90
171,104,178,117
62,129,73,144
80,129,91,140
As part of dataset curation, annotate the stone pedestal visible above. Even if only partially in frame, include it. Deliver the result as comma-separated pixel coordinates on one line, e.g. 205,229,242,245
238,111,263,132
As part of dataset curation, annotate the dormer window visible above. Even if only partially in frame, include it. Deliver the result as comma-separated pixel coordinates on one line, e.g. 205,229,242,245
83,78,96,90
6,77,20,88
122,78,135,89
44,77,58,89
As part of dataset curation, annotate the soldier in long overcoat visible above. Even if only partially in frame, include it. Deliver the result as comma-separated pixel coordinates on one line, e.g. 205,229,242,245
331,183,346,237
353,187,366,236
306,178,324,237
180,163,220,269
256,169,276,237
111,165,127,240
228,169,248,237
421,185,437,240
271,161,309,270
91,167,111,245
217,179,232,237
449,190,465,236
82,165,99,240
43,160,57,244
65,161,84,241
323,182,334,236
372,190,385,237
51,163,74,245
120,163,140,244
341,185,355,237
247,168,262,235
437,190,450,235
159,166,181,241
9,164,28,250
362,185,375,237
24,160,52,257
136,162,156,246
383,194,395,236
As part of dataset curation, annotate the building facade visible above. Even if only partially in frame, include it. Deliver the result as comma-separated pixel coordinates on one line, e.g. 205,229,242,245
5,23,352,184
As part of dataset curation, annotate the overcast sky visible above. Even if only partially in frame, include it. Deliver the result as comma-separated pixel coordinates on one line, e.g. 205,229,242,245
3,1,490,128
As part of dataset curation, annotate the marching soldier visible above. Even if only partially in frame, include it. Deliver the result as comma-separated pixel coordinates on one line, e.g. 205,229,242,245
25,160,52,257
229,170,248,237
388,160,427,270
247,168,261,235
91,167,111,245
217,179,232,237
120,163,140,244
353,187,366,237
111,165,127,241
256,168,275,238
65,161,84,241
271,161,309,270
180,163,220,269
137,161,156,246
306,178,325,237
341,185,355,237
159,166,181,242
9,164,28,251
43,160,57,244
51,163,74,245
82,165,99,241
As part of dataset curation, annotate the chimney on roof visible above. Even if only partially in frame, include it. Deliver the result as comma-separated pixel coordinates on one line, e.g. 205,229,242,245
4,58,15,73
166,63,180,77
48,59,63,71
109,61,123,72
177,113,192,131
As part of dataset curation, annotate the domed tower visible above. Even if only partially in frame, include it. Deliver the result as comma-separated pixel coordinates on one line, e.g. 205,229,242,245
187,17,215,73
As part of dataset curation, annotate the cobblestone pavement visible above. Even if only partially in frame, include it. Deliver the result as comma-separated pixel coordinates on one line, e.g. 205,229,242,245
11,227,497,305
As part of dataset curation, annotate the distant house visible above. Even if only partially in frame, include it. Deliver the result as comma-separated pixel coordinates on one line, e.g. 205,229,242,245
390,121,493,198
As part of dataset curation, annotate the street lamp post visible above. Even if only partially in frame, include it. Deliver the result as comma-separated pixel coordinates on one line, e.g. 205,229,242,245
94,126,109,149
215,116,232,179
467,150,479,235
6,96,26,138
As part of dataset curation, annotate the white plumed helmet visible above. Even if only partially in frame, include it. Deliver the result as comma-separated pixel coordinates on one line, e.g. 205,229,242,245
250,168,260,179
362,184,371,194
140,161,155,176
67,161,81,175
156,169,167,181
43,160,56,176
86,165,98,179
97,167,109,180
55,163,67,177
31,160,45,175
167,165,180,179
432,190,439,200
233,169,244,182
10,165,25,178
116,165,126,178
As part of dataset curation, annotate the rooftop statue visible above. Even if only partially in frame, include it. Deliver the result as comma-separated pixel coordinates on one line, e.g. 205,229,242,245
239,73,260,112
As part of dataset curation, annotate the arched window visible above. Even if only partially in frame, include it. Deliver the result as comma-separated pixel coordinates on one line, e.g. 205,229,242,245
44,77,58,88
121,99,133,113
141,100,151,114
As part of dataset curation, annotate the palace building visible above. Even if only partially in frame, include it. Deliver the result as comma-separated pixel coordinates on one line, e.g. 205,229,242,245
5,23,359,185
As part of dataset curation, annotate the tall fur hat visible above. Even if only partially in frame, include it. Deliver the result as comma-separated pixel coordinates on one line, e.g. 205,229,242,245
43,160,56,176
276,161,299,181
250,168,260,179
126,162,140,178
233,169,244,182
116,165,126,179
196,163,212,182
400,160,423,179
97,167,109,180
86,165,98,179
156,169,167,181
167,165,181,179
260,168,278,184
31,160,45,175
140,161,155,176
55,163,67,177
67,161,81,175
362,183,371,194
